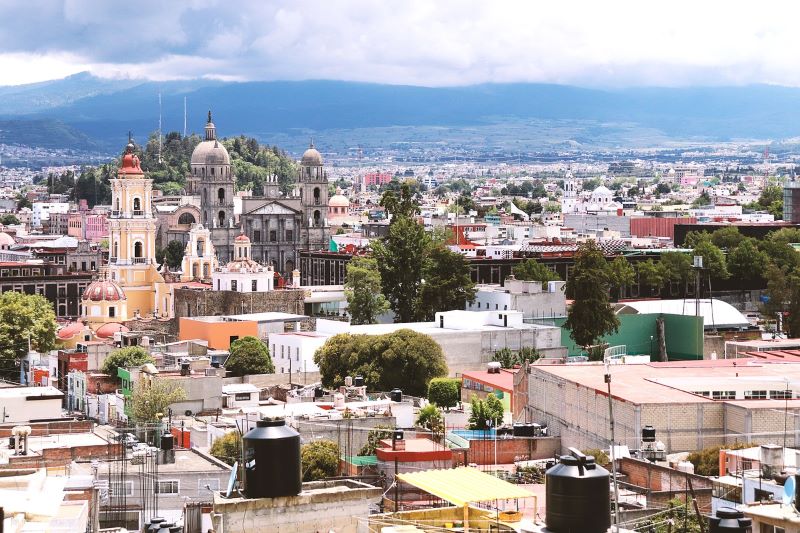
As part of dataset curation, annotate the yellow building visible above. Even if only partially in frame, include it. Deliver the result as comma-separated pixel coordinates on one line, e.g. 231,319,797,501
82,141,172,330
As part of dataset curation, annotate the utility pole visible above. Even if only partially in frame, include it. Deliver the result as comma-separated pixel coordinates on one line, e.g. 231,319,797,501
605,361,620,531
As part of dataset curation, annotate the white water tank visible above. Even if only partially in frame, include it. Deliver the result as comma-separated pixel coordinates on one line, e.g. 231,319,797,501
676,461,695,474
333,393,345,409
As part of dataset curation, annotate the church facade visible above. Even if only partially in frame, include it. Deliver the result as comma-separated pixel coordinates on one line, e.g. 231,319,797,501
183,113,330,274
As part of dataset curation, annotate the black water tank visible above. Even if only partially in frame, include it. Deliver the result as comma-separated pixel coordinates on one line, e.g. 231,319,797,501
642,425,656,443
243,419,301,498
512,423,524,437
795,473,800,513
354,375,364,387
146,517,165,533
546,449,611,533
314,386,324,398
390,388,402,402
708,507,752,533
160,434,174,451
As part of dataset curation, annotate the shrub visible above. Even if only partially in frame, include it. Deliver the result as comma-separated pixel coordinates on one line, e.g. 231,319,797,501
428,378,461,408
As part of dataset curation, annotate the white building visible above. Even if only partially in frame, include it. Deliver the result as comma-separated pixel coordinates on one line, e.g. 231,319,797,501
268,309,566,376
31,202,69,228
0,386,63,423
469,279,567,319
180,224,218,281
212,233,276,292
560,174,578,214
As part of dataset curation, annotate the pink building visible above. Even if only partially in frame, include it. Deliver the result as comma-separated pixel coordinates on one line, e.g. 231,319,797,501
68,210,109,242
362,172,393,186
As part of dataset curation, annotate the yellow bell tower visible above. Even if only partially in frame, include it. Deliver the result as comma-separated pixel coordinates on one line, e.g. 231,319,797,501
107,140,170,319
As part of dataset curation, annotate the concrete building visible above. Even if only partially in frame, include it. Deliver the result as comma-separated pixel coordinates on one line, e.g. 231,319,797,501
211,479,381,533
518,359,800,454
270,310,565,376
0,386,63,423
32,202,69,228
469,279,566,319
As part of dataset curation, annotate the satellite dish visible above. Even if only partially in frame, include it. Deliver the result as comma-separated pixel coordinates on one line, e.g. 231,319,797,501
784,475,795,505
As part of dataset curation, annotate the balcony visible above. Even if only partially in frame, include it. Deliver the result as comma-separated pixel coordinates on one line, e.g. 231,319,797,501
109,256,117,264
132,210,144,217
132,257,148,264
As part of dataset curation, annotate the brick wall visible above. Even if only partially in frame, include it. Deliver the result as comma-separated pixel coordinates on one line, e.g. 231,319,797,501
457,436,561,465
619,457,713,511
174,288,305,319
0,420,93,437
5,442,121,469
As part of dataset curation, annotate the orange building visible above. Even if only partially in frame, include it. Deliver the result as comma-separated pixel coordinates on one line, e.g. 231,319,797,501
178,316,259,350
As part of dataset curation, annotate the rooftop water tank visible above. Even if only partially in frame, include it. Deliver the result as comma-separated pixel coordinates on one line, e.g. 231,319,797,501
642,425,656,443
242,419,301,498
708,507,752,532
546,448,610,533
390,388,402,402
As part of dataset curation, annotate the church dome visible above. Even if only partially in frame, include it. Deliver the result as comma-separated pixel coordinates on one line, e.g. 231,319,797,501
57,321,84,340
301,142,323,166
0,232,14,246
96,322,129,339
329,194,349,207
234,233,250,243
190,111,231,167
82,278,126,302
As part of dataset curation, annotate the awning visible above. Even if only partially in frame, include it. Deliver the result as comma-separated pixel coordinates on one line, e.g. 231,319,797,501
397,467,533,507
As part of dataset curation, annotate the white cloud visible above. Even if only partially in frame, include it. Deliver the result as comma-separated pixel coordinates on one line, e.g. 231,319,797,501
2,0,800,87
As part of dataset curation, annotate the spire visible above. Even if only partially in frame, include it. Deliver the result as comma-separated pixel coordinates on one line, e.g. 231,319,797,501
309,137,314,149
205,111,216,141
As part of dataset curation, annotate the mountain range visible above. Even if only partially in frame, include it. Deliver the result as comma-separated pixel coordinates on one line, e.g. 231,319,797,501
3,72,800,154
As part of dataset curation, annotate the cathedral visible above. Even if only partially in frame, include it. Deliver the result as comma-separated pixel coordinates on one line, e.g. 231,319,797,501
183,112,331,273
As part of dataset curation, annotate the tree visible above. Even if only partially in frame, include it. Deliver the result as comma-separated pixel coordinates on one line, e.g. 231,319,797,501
129,379,187,423
493,347,540,368
427,378,461,409
0,292,57,380
607,256,635,301
467,393,504,430
0,214,19,225
314,330,448,396
379,181,420,220
492,348,516,369
687,443,752,476
101,346,155,380
659,252,692,293
727,238,769,282
345,257,389,325
226,336,274,376
763,262,789,319
418,245,476,320
416,403,444,434
210,431,241,466
16,196,32,210
709,226,744,250
691,191,712,208
513,258,561,284
158,240,185,270
636,259,664,296
301,440,339,481
564,241,619,358
693,239,729,279
372,216,431,322
359,426,393,456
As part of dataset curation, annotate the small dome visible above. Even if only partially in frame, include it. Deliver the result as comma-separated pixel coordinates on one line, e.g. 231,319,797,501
57,321,84,340
96,322,129,339
82,279,126,301
0,232,14,246
329,194,349,207
301,142,323,166
234,233,250,243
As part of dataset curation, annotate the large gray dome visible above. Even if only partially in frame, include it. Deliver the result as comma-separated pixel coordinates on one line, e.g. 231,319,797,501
301,142,323,166
191,139,230,166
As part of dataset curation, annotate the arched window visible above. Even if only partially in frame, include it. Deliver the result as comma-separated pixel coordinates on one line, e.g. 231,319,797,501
218,188,225,205
178,212,195,225
113,241,118,259
313,210,321,227
133,197,141,213
202,263,210,278
197,239,204,257
218,211,225,228
285,259,295,273
134,241,143,258
192,263,199,279
313,187,320,205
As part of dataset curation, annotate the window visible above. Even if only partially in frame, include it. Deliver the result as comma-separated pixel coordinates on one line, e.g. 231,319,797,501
109,481,133,497
155,480,179,494
231,280,238,291
712,390,736,400
771,390,793,400
234,393,251,401
744,390,767,400
253,230,261,242
270,230,277,242
109,307,115,318
198,479,220,492
286,230,293,241
754,488,774,502
251,280,258,292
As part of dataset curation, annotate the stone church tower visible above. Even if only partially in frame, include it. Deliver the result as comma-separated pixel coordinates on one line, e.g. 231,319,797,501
298,142,330,250
186,112,237,261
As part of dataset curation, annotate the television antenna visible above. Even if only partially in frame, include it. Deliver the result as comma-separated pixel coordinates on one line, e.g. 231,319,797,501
158,91,163,164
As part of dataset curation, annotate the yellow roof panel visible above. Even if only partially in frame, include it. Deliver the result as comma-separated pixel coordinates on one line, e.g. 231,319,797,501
397,467,534,506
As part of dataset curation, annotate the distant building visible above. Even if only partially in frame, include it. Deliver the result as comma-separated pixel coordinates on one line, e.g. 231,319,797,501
469,278,566,319
784,180,800,224
31,201,69,228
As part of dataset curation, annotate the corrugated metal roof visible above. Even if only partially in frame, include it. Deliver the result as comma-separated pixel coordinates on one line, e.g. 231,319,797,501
397,467,533,506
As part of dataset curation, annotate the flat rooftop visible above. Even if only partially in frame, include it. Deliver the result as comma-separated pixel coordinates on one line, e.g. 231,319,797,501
0,385,62,399
462,369,516,391
222,312,307,322
531,359,800,405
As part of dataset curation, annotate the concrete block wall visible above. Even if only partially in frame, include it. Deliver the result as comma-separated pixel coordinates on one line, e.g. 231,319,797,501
173,288,305,319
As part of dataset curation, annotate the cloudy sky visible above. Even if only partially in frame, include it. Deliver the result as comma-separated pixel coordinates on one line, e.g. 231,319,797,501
1,0,798,87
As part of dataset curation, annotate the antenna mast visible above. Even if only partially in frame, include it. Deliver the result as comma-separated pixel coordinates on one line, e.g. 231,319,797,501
183,96,187,138
158,92,163,164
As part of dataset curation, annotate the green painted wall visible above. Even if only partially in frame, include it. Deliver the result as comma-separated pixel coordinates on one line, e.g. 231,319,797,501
540,313,703,360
